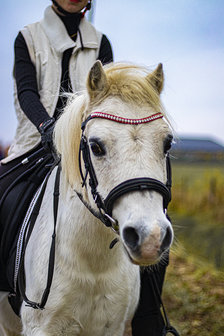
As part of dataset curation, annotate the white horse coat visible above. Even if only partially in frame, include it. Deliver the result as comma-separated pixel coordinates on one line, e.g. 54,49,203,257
0,61,174,336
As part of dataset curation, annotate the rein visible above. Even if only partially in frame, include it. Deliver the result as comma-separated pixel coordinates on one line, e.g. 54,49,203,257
16,162,61,310
151,272,180,336
78,111,172,233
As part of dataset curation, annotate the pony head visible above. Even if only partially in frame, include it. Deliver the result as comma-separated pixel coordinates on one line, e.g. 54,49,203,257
55,61,173,266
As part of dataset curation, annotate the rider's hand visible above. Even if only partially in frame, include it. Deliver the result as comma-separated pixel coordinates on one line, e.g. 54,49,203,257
38,118,55,153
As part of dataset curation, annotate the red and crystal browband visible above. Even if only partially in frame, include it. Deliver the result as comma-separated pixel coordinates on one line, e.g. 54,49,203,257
88,112,163,125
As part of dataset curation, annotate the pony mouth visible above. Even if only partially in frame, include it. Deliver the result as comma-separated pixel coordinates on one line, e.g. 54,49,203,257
123,245,160,266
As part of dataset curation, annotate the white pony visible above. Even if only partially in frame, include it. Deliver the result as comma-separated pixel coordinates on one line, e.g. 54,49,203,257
0,61,174,336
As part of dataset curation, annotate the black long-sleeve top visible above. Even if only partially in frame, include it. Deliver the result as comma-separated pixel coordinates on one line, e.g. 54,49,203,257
14,12,113,129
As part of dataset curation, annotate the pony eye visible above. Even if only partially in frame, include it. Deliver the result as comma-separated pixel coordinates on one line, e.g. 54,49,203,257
90,141,105,157
164,134,173,154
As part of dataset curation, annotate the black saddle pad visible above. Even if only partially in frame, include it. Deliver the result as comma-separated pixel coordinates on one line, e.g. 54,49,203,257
0,153,53,292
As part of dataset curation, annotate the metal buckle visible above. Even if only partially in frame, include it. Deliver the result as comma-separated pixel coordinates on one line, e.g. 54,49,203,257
104,214,119,234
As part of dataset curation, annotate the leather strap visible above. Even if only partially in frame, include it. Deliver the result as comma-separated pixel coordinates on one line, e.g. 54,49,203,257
151,272,180,336
17,164,61,310
104,177,171,216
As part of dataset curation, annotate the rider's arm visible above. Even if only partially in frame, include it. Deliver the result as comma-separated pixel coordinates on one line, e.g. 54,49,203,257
98,34,113,64
14,32,50,129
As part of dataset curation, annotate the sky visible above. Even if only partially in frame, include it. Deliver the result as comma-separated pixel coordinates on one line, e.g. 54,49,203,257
1,0,224,145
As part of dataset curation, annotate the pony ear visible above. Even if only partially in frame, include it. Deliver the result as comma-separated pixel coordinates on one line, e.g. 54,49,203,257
146,63,164,94
87,60,108,99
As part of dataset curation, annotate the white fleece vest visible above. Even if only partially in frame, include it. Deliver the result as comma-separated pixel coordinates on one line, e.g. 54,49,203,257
3,6,102,163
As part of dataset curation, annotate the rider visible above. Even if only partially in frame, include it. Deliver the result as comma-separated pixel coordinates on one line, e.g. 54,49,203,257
0,1,168,334
0,0,113,198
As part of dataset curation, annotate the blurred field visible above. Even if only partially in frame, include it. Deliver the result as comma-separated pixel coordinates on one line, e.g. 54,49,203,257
169,161,224,269
170,161,224,220
162,161,224,335
163,247,224,336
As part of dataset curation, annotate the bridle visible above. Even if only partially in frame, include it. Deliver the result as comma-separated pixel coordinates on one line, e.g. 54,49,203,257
78,111,172,234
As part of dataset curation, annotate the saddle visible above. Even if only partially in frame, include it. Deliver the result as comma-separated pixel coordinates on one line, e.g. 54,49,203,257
0,150,54,314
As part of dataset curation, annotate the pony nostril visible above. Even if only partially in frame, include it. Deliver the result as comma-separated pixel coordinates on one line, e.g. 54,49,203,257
123,227,140,250
160,226,172,252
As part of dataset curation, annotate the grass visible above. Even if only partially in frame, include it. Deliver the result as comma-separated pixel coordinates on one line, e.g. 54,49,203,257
169,161,224,224
162,161,224,335
168,161,224,269
163,246,224,336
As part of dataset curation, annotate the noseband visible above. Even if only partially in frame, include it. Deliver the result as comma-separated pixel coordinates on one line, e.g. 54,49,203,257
78,112,172,233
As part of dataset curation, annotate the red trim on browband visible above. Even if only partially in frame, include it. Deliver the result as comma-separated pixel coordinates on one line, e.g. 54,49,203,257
90,112,163,125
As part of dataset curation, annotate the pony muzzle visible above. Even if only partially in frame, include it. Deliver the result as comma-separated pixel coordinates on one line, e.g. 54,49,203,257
121,221,173,266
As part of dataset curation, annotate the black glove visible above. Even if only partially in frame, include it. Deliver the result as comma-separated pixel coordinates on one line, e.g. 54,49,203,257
38,118,55,153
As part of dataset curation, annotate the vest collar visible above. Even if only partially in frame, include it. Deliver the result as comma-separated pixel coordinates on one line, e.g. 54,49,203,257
41,6,99,54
